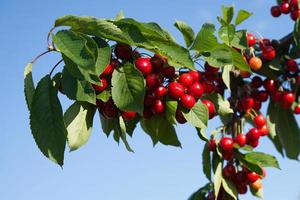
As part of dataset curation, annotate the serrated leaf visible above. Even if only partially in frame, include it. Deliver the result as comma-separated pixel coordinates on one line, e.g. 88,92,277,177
93,37,111,75
174,20,195,47
244,152,280,169
267,101,300,160
202,144,211,181
61,67,96,105
231,30,248,49
140,116,181,147
165,99,178,124
235,10,252,25
222,6,234,24
218,25,236,45
29,75,67,166
64,102,96,151
182,101,208,129
24,63,35,110
191,23,219,53
222,65,233,91
111,63,145,114
214,161,223,198
53,30,97,72
222,178,238,200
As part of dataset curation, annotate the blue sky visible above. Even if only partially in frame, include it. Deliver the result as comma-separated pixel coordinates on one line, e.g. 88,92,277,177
0,0,299,199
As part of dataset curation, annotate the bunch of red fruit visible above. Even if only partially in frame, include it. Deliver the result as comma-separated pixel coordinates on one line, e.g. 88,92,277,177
271,0,300,20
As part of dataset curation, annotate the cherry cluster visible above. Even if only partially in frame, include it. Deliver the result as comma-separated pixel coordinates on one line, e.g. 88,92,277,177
271,0,300,20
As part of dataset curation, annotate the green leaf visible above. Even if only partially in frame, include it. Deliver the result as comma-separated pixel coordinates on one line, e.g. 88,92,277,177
174,20,195,47
231,30,248,49
250,186,264,199
182,101,208,129
188,183,212,200
266,114,284,156
235,10,252,25
222,6,234,24
111,63,145,114
115,10,125,21
24,63,35,110
53,30,97,72
235,152,263,176
116,116,134,152
267,101,300,160
203,93,233,117
29,75,67,166
165,99,178,124
196,128,209,141
96,90,111,102
202,144,211,181
222,65,233,90
222,178,238,200
93,37,111,75
61,67,96,105
214,161,223,198
99,113,116,137
64,102,96,151
294,18,300,48
140,116,181,147
218,25,236,45
191,23,219,53
244,152,280,169
124,118,139,137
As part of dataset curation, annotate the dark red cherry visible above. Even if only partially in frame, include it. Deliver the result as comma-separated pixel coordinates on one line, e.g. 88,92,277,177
202,99,216,119
114,43,132,61
271,5,282,17
168,82,185,99
135,57,152,75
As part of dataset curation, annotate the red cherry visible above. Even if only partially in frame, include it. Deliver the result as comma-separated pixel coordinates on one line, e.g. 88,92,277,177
247,171,260,183
272,90,283,102
168,82,185,99
175,108,187,124
247,139,259,148
262,46,276,61
280,2,291,14
100,59,119,78
253,100,262,111
161,66,175,79
102,101,118,118
291,9,300,21
223,163,236,178
251,76,263,89
189,71,201,82
203,81,215,94
92,78,108,93
285,59,298,72
234,134,247,147
247,128,260,141
204,62,219,73
181,94,196,109
247,33,256,47
152,99,165,114
220,137,234,151
121,111,137,120
281,91,295,108
143,108,153,119
150,56,164,72
257,91,269,102
259,125,269,136
241,96,254,110
290,0,299,6
144,93,156,106
235,171,248,185
188,82,204,99
263,78,277,93
271,5,282,17
254,114,266,128
202,99,216,119
154,86,168,98
237,185,248,195
208,139,217,151
114,43,132,61
222,150,234,161
259,39,272,50
294,105,300,114
179,73,194,87
135,57,152,75
146,73,161,89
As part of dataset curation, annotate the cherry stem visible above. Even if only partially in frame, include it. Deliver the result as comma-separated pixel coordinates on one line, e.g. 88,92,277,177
49,59,63,77
30,49,53,64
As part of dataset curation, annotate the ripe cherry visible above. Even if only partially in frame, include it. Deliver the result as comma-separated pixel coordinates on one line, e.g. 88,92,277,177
135,57,152,75
271,5,282,17
247,139,259,148
250,179,263,191
150,56,164,72
259,124,269,136
161,66,175,79
179,73,194,87
204,62,219,73
208,138,217,151
281,91,295,108
257,91,269,102
175,108,187,124
152,99,165,114
188,82,204,99
259,39,272,50
222,150,234,161
285,59,298,72
114,43,132,61
234,134,247,147
189,71,201,82
247,128,260,141
155,86,168,98
146,73,161,89
237,185,248,195
247,171,260,183
254,114,266,128
121,111,137,120
272,90,283,102
235,171,248,185
294,105,300,114
263,78,277,93
240,70,251,78
253,100,262,111
102,101,118,118
247,33,256,47
202,99,216,119
251,76,263,89
220,137,234,151
249,57,262,71
241,96,254,110
223,163,236,178
291,9,300,21
181,94,196,109
92,78,108,93
203,81,215,94
100,59,119,78
280,2,291,14
262,46,276,61
168,82,185,99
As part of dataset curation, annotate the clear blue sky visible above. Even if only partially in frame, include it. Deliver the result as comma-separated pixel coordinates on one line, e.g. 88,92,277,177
0,0,299,199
